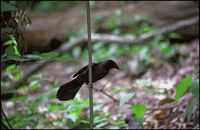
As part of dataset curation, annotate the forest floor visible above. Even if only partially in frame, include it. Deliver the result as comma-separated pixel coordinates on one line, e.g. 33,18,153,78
40,39,199,129
2,2,199,129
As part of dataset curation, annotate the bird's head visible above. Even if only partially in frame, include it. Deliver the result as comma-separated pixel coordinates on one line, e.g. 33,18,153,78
104,59,120,70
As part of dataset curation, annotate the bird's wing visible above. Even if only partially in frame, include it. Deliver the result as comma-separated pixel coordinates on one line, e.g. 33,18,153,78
72,63,98,78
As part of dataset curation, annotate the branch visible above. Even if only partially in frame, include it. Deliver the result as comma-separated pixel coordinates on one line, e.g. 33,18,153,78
133,16,199,44
9,16,198,89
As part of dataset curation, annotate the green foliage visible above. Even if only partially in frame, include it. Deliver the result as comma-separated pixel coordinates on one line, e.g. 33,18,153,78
29,80,40,90
38,52,60,59
174,76,199,121
32,1,80,13
140,23,155,33
131,104,147,118
119,93,134,107
94,114,109,128
111,85,132,94
175,76,193,102
2,35,20,57
168,32,182,39
133,14,148,22
53,55,73,62
136,79,152,87
105,18,119,29
186,98,198,121
1,27,13,33
129,33,187,69
1,36,22,62
131,104,147,126
2,37,73,62
5,64,23,82
72,46,81,58
186,79,199,121
92,43,128,62
1,1,17,12
33,1,69,12
190,79,199,102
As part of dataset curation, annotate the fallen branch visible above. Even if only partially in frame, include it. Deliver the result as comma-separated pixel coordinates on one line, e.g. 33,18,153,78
10,16,198,89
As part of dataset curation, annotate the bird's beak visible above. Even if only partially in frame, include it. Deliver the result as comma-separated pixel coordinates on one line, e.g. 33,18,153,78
115,65,120,70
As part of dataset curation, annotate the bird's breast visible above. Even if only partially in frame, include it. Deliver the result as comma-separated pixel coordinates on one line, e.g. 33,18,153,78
92,66,108,83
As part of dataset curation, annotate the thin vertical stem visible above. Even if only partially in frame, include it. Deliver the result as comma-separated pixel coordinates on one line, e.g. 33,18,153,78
1,103,12,129
86,1,93,129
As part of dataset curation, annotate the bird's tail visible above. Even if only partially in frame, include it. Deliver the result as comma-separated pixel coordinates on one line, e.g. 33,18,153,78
56,77,84,101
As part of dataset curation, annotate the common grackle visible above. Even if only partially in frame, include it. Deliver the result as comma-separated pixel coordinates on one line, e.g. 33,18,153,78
57,59,120,101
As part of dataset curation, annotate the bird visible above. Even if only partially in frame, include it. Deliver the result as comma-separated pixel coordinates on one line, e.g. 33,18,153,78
57,59,120,101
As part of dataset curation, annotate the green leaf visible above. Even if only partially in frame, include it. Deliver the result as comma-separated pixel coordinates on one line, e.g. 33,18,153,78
68,113,77,122
4,45,16,56
6,64,16,72
6,55,28,62
115,121,126,126
1,88,18,94
10,95,28,102
190,79,199,102
30,80,40,90
95,122,107,128
131,104,147,118
134,116,144,126
168,32,181,39
131,45,141,55
13,69,23,81
1,27,13,33
143,25,155,33
13,45,20,56
186,98,198,121
175,76,193,102
94,116,107,124
11,36,17,45
53,55,73,61
24,54,43,60
72,46,81,58
48,104,62,111
105,18,118,29
108,126,120,129
39,52,60,59
111,85,132,94
1,1,17,12
13,120,25,127
4,39,13,46
93,104,103,112
119,93,134,107
93,43,104,51
136,79,152,87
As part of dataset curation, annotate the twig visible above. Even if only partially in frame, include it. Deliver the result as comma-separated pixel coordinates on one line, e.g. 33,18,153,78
96,88,118,102
9,16,198,90
85,85,118,102
100,78,112,91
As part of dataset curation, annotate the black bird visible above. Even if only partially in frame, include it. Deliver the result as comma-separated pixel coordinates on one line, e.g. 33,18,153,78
57,59,120,101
